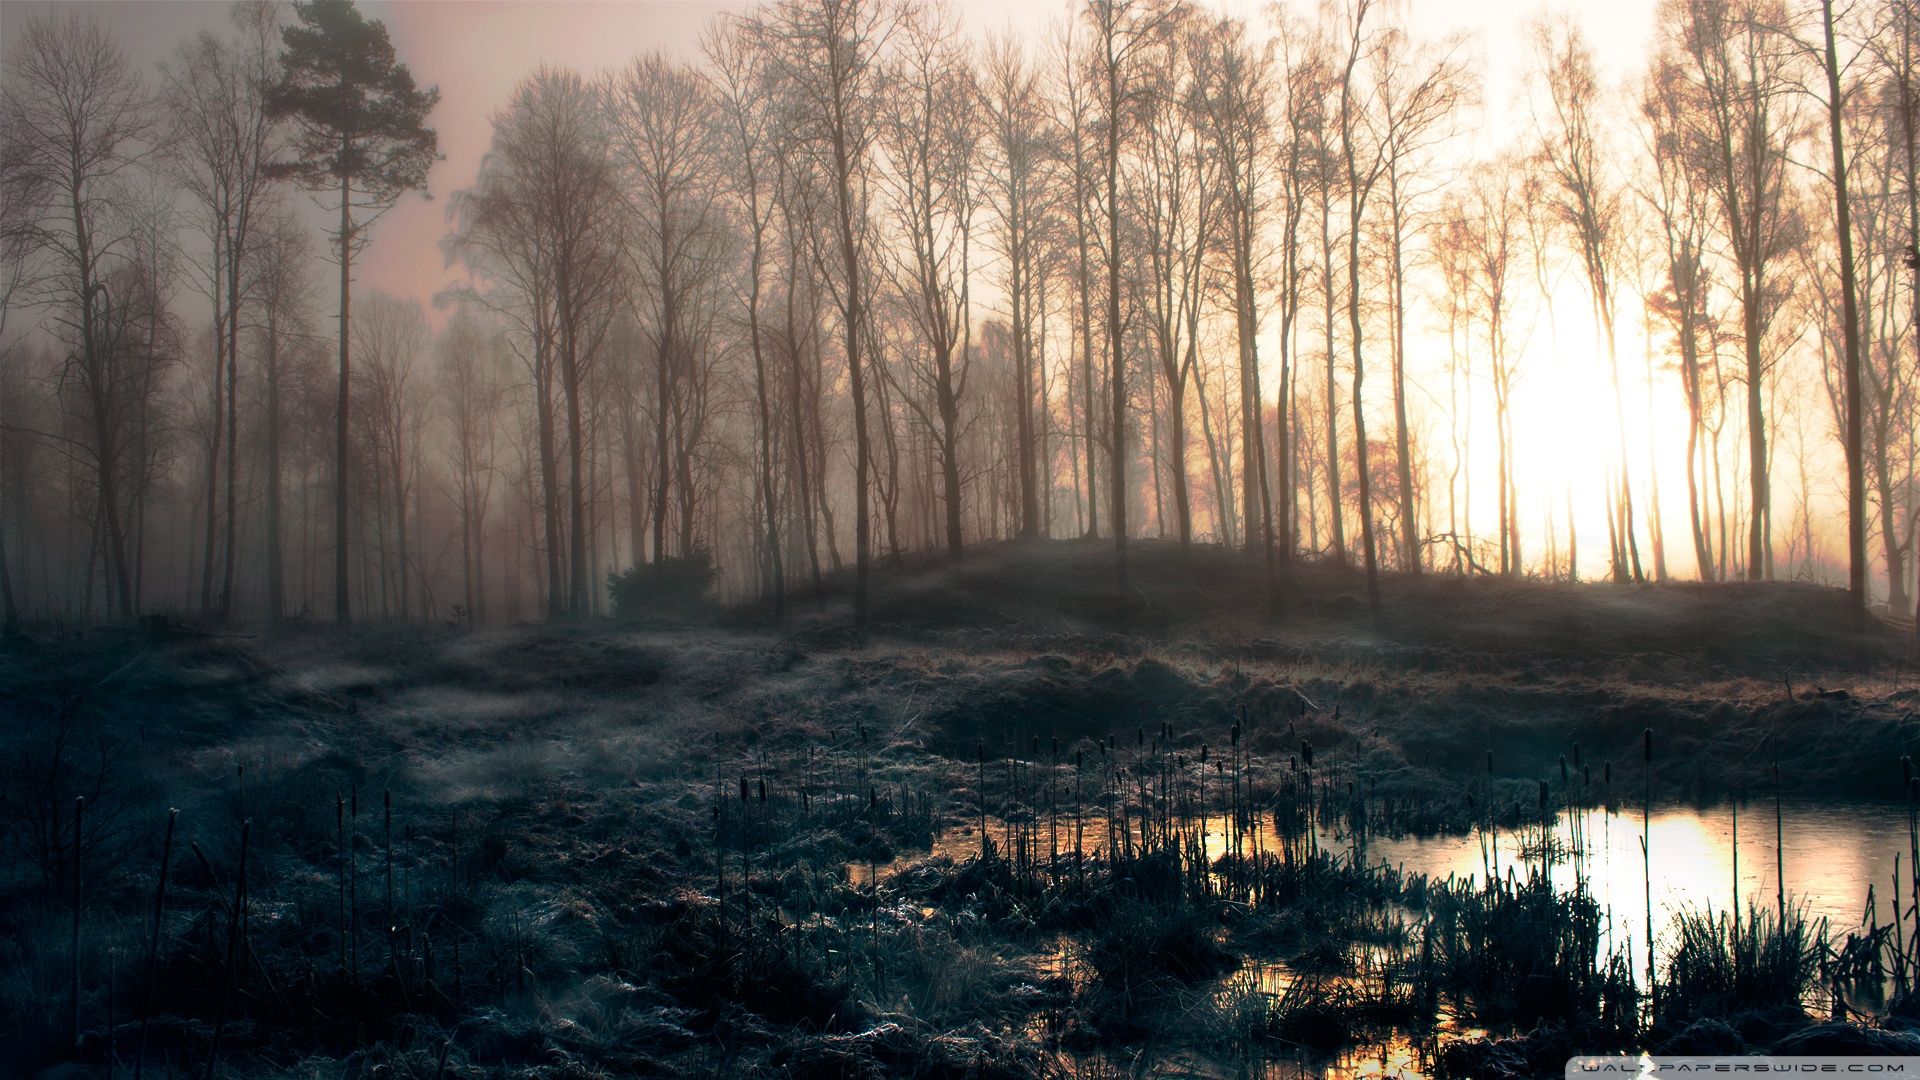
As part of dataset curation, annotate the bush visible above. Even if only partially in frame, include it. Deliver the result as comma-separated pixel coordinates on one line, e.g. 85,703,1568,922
608,552,717,618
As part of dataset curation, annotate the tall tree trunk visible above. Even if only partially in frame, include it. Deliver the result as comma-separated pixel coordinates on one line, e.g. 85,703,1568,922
536,347,564,617
1076,176,1099,541
0,518,15,629
202,227,224,616
1824,0,1867,610
1743,296,1768,582
563,315,590,617
1015,248,1040,539
746,213,783,622
827,112,871,628
1388,194,1419,574
266,312,284,621
1345,124,1382,624
623,405,647,566
1106,49,1129,625
220,230,241,618
392,419,409,621
653,334,673,565
1321,195,1345,566
334,169,353,625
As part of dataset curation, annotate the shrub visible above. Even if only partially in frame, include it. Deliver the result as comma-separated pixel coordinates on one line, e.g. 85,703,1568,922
607,552,717,618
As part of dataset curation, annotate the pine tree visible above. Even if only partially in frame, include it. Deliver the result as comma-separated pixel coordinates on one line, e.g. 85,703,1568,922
265,0,437,626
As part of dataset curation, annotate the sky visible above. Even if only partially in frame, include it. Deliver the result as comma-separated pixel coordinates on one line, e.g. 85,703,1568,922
0,0,1661,323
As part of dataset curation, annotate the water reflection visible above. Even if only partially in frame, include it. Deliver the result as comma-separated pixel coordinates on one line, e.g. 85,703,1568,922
852,795,1904,945
850,800,1910,1078
1356,800,1906,968
856,800,1909,952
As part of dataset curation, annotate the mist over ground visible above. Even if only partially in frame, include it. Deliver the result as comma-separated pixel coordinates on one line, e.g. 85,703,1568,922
6,0,1920,1077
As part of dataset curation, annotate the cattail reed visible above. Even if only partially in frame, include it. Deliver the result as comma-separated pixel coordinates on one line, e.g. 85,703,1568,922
1774,755,1785,920
1907,759,1919,960
977,741,987,860
349,786,360,978
336,793,348,972
134,808,176,1080
1486,749,1498,879
70,795,84,1049
205,818,250,1080
384,789,395,942
1074,748,1085,882
1643,727,1654,1009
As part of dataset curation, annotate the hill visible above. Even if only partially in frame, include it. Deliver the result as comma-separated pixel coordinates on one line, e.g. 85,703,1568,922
742,536,1896,670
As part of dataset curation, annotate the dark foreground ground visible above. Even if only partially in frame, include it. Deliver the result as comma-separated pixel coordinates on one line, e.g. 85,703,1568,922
5,539,1920,1078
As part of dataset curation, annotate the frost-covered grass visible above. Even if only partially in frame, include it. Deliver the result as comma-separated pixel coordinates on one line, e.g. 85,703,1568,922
0,542,1914,1076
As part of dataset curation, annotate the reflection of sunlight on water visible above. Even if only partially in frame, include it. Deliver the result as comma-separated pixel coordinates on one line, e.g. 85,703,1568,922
858,802,1911,1079
857,801,1909,953
1358,801,1906,975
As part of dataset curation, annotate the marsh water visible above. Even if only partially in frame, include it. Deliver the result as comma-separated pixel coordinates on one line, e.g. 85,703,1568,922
856,800,1911,954
846,798,1913,1076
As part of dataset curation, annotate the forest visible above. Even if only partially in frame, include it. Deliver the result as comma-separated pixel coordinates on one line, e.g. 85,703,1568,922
1,0,1915,631
10,1,1920,1078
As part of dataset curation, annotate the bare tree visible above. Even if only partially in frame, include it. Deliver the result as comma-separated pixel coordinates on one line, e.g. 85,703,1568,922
1661,0,1806,581
1375,24,1466,575
1058,16,1103,540
1441,157,1528,575
982,30,1053,541
1194,14,1277,570
1085,0,1178,620
450,66,619,618
246,210,313,621
1533,15,1651,583
353,292,427,618
438,309,506,625
761,0,892,627
1133,11,1215,548
2,12,153,619
879,7,979,561
705,16,786,619
609,53,720,580
1814,0,1867,609
161,1,282,619
1642,56,1726,582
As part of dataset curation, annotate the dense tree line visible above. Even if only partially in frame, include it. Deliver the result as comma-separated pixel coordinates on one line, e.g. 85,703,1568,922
2,0,1917,628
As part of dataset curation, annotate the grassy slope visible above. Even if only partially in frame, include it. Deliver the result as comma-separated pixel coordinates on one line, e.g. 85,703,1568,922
1,541,1916,1075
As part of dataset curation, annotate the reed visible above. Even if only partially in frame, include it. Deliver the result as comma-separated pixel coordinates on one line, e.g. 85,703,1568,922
350,786,360,978
204,817,250,1080
1774,754,1785,921
132,807,176,1080
1486,748,1498,879
977,741,988,860
1643,726,1654,1012
70,795,84,1049
1908,758,1920,970
336,792,347,973
1425,872,1614,1027
384,789,394,952
1661,902,1819,1024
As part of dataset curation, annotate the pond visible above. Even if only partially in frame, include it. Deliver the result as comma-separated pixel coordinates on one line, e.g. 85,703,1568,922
867,799,1904,933
843,795,1915,1076
1358,799,1910,977
855,799,1912,954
